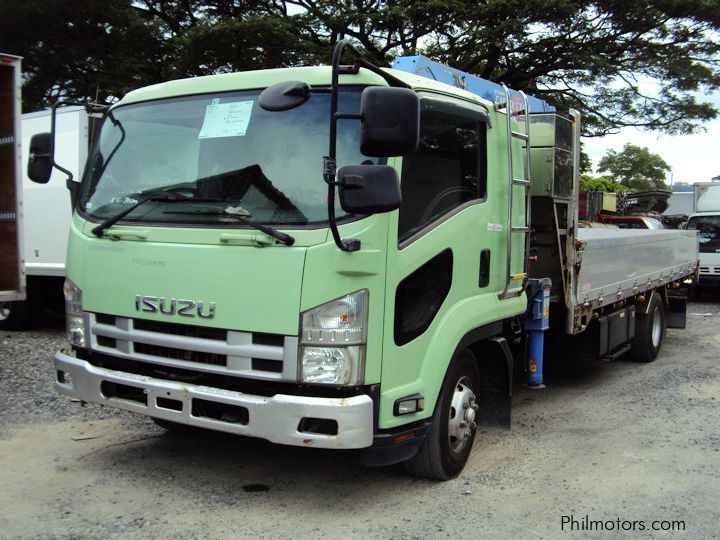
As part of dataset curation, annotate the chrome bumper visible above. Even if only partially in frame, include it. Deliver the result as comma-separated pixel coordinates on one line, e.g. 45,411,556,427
54,351,374,449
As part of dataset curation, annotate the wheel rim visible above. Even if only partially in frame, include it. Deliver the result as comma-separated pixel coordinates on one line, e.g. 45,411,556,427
447,376,479,454
0,303,10,322
651,307,662,348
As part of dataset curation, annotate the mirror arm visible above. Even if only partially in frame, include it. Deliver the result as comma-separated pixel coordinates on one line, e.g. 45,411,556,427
49,100,110,207
49,100,80,184
354,57,411,89
324,40,403,252
325,39,362,253
49,100,110,183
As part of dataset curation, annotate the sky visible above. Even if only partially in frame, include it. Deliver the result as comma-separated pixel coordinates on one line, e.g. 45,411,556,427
582,92,720,185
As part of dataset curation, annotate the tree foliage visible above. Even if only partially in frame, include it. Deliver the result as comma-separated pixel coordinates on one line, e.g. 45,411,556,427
579,174,626,193
597,143,671,191
1,0,718,137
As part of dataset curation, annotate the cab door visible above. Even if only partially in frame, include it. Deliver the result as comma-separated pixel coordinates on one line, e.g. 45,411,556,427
380,93,502,428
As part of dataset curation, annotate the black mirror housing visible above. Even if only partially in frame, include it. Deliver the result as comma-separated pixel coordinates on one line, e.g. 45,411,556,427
360,87,419,157
339,165,401,214
258,81,311,111
27,132,53,184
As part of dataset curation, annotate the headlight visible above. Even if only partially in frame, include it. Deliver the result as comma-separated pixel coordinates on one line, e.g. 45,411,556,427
63,278,87,348
299,290,368,385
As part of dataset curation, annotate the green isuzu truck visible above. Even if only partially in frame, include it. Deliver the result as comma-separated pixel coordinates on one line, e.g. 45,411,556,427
28,43,697,479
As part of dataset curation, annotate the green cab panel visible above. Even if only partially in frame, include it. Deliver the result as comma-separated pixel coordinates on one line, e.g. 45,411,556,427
66,215,316,335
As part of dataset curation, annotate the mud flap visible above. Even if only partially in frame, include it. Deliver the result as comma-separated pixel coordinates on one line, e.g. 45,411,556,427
666,294,687,329
473,336,513,429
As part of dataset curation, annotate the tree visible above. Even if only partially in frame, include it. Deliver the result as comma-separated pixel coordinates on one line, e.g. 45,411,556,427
273,0,720,136
597,144,671,191
713,175,720,182
0,1,169,110
579,174,626,193
1,0,718,137
579,149,592,175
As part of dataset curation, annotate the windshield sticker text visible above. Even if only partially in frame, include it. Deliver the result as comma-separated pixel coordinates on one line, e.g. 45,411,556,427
198,101,253,139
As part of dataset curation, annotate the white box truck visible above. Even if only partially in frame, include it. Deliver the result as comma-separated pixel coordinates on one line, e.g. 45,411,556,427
0,106,89,328
0,53,25,318
686,182,720,297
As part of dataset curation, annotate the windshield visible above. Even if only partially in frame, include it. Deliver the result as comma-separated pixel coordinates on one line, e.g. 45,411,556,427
687,215,720,253
79,88,377,226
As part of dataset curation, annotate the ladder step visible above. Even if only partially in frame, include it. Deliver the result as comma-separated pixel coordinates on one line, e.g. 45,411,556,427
511,130,529,141
512,178,530,187
511,226,530,233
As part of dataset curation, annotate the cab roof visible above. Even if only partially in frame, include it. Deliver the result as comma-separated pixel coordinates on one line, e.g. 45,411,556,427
116,65,494,111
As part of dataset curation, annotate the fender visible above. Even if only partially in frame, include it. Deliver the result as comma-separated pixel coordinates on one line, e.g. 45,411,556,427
379,292,524,429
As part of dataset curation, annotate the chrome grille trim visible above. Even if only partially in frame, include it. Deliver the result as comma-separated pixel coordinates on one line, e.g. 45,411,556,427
88,313,298,382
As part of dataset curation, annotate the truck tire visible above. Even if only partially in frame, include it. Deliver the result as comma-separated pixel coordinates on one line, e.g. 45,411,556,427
629,292,665,362
404,349,480,480
0,300,32,330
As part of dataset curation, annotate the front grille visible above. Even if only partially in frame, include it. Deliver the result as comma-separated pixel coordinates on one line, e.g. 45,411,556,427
89,313,298,382
134,318,227,341
134,342,226,366
82,350,366,399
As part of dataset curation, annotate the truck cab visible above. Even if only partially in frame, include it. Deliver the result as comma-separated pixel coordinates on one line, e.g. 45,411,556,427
686,182,720,296
686,212,720,292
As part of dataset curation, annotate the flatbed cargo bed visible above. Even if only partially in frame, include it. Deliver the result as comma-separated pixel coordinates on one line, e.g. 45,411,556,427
566,228,698,333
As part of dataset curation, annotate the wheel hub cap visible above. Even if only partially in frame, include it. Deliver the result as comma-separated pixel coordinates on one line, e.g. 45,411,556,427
651,307,662,347
448,376,479,453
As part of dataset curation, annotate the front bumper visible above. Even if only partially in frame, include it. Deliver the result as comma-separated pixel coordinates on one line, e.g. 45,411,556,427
54,351,374,449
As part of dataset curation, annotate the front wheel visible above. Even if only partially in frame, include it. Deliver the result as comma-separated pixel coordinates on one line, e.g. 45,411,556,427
629,292,665,362
404,349,480,480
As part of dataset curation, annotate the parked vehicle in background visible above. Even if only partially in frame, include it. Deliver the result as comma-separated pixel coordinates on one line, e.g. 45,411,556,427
686,182,720,297
598,214,664,229
664,191,694,217
28,43,698,480
0,53,25,324
0,106,89,329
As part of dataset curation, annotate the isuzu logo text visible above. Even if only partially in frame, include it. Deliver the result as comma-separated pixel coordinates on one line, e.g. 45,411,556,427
135,295,216,319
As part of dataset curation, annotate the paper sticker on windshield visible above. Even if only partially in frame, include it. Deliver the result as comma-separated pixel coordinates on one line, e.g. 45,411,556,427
198,101,253,139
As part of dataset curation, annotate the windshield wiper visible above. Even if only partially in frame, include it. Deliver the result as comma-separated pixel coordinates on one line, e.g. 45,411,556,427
91,190,225,237
163,206,295,246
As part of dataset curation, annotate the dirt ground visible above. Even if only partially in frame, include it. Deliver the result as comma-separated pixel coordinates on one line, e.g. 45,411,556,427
1,300,719,539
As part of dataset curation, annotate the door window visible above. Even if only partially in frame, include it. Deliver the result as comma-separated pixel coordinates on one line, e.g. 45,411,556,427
398,100,487,242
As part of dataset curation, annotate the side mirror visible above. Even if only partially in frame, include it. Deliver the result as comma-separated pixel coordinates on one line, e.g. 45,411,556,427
360,87,419,157
27,132,53,184
338,165,401,214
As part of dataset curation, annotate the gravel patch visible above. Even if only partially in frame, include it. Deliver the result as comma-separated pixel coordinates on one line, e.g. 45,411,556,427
0,323,141,431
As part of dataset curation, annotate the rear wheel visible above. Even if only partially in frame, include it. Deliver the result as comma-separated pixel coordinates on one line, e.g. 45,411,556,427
629,292,665,362
404,349,480,480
